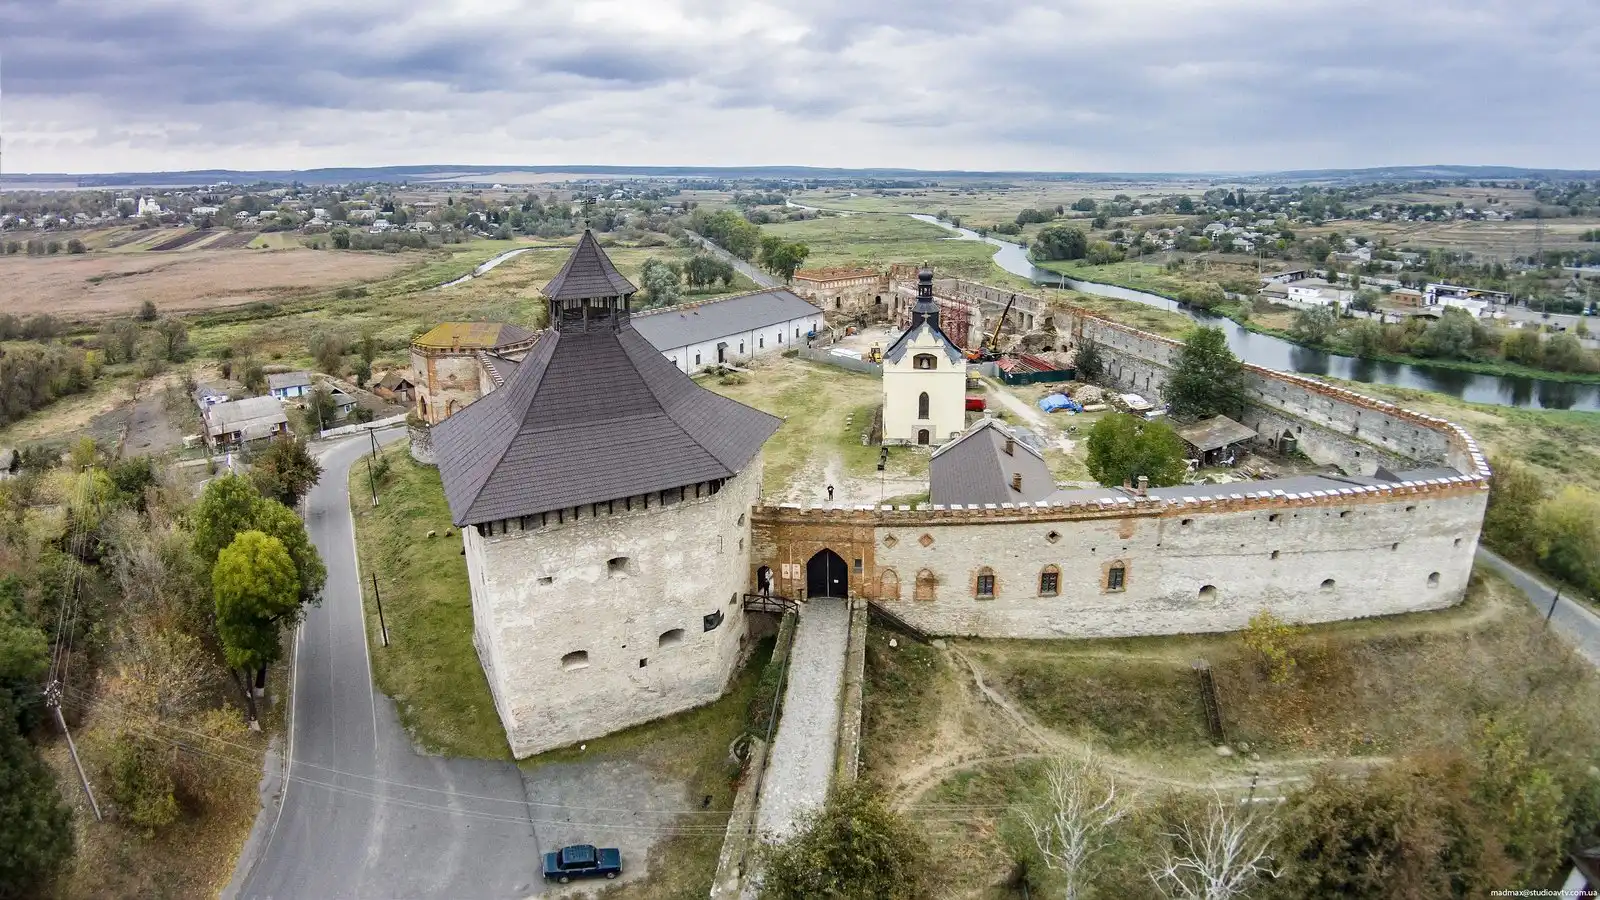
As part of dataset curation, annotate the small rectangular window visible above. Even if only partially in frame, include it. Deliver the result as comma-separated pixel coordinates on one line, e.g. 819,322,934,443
1040,571,1059,596
976,574,995,597
853,558,864,575
1107,566,1125,592
703,610,725,632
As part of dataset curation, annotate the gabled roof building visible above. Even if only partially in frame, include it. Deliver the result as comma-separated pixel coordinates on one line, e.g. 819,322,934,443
881,268,967,446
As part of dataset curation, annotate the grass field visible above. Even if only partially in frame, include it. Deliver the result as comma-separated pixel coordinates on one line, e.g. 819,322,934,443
350,447,509,759
184,237,758,372
760,214,1035,290
0,246,412,321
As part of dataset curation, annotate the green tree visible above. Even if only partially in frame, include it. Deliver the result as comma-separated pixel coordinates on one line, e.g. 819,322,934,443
358,331,378,366
639,257,681,307
0,695,73,897
1483,457,1547,561
1084,414,1188,488
192,474,325,606
1414,308,1477,360
1541,333,1586,372
760,781,930,900
758,239,810,282
66,238,86,254
1166,327,1247,421
305,385,338,432
239,357,267,394
157,317,189,362
192,474,266,567
1290,304,1340,345
249,498,327,607
1241,609,1304,684
309,332,347,374
1536,486,1600,597
1500,328,1544,366
106,734,178,834
1032,224,1089,261
1277,756,1513,899
213,531,301,725
1346,319,1385,357
1073,342,1104,383
249,435,323,509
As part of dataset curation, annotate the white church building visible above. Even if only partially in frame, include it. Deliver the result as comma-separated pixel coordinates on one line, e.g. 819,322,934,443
431,232,782,758
881,268,967,445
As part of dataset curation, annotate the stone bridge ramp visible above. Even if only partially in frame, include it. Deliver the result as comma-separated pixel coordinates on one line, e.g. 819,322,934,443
751,596,852,842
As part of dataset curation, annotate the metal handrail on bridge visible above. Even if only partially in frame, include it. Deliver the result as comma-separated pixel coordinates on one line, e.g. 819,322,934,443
742,593,800,615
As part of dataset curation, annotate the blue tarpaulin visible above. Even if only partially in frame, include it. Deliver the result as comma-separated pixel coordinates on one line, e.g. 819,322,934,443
1038,393,1082,414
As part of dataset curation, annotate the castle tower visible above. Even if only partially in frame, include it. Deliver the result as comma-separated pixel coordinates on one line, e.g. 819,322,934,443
432,231,780,758
881,267,967,445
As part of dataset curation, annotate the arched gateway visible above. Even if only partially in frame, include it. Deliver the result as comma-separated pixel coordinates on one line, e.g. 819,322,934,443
806,549,849,598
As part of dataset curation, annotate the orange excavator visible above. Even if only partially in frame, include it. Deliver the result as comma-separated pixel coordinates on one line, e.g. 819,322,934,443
964,293,1015,362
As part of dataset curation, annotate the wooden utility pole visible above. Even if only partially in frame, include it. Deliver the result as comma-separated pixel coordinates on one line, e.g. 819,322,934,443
45,682,102,821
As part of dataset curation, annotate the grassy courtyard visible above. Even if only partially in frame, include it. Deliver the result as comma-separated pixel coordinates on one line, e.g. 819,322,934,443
703,355,929,503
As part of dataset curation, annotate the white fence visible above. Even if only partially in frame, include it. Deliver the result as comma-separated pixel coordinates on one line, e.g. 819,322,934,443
318,413,407,439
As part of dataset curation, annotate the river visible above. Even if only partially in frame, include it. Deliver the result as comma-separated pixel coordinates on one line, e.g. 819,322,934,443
439,246,560,287
905,214,1600,411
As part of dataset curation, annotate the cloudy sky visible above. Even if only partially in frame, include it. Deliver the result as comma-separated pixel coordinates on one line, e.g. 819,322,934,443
3,0,1597,175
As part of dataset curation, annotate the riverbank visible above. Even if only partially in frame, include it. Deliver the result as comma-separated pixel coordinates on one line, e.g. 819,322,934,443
1041,258,1600,386
1209,300,1600,384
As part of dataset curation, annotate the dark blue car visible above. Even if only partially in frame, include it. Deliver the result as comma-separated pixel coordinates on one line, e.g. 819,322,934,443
543,844,622,883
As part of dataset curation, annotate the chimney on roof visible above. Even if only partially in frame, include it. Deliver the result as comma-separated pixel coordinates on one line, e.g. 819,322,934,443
1003,436,1015,456
1011,473,1023,492
1137,475,1149,496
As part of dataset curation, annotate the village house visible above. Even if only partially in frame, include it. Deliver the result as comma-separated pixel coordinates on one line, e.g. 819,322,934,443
930,418,1056,506
374,371,416,403
630,288,824,373
268,372,314,401
204,396,289,447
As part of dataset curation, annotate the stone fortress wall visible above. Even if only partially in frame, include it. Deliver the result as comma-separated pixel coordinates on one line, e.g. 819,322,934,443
751,279,1491,639
464,457,763,758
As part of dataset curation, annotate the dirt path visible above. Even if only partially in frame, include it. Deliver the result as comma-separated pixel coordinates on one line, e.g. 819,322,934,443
892,645,1388,811
776,452,926,507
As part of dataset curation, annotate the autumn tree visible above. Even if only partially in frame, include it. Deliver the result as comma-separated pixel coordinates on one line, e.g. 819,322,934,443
1085,414,1188,489
213,530,301,726
1167,327,1247,421
761,781,930,900
250,435,323,508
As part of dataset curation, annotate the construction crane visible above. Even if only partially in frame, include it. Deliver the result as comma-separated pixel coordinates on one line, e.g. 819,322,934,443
966,293,1016,361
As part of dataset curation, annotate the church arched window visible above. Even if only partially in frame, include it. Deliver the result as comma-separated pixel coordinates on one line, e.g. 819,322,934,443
918,392,930,419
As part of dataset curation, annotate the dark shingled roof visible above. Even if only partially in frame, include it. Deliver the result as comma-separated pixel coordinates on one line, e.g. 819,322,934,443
433,238,779,526
543,230,637,301
930,419,1056,506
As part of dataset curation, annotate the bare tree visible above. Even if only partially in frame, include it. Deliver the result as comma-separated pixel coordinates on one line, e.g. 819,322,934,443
1020,751,1132,900
1149,791,1278,900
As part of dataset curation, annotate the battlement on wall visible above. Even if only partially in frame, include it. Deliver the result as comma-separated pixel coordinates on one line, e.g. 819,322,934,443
794,267,882,283
753,470,1486,529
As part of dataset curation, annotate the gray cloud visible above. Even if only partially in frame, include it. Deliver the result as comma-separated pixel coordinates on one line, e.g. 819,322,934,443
1,0,1597,173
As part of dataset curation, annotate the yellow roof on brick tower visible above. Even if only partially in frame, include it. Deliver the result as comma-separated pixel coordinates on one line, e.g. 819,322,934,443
412,322,535,350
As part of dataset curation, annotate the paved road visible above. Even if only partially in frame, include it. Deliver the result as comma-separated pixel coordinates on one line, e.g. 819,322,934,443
235,431,545,899
1478,547,1600,666
754,597,849,841
687,232,782,290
